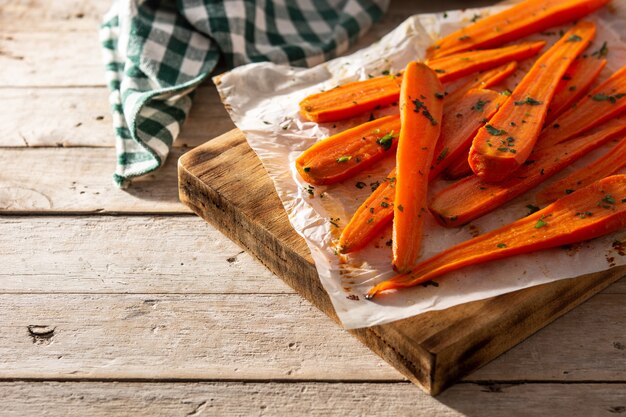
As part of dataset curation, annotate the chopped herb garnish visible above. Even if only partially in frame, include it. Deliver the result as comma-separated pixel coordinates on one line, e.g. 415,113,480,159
370,181,380,192
568,85,577,91
449,215,458,222
485,124,506,136
501,89,512,96
367,218,373,224
472,99,488,111
437,147,449,162
526,204,540,215
576,211,593,219
412,99,438,126
470,14,481,22
566,34,583,42
565,189,575,194
368,113,376,122
434,69,446,74
435,92,445,99
592,93,626,103
397,204,404,212
459,35,471,41
381,70,390,75
514,96,543,106
304,185,314,196
553,123,560,129
535,216,548,228
355,181,366,189
562,74,572,81
380,201,389,208
369,207,375,214
591,41,609,58
303,167,311,172
420,280,439,287
336,156,351,163
377,131,396,151
497,243,507,248
329,218,339,227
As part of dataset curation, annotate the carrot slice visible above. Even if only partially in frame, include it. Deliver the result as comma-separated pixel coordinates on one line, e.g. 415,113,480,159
444,61,517,104
536,136,626,204
338,169,396,253
295,115,400,185
299,43,542,123
430,89,506,180
367,174,626,299
427,41,545,83
540,66,626,148
392,62,444,272
469,22,596,183
299,74,403,123
426,0,609,59
430,117,626,227
444,151,473,180
546,56,607,125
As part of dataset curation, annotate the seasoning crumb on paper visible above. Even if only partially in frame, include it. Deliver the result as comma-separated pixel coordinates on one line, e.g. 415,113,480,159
216,2,626,329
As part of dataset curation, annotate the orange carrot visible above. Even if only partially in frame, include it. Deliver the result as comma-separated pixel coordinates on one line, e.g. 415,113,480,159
392,62,444,272
444,61,517,104
338,169,396,253
299,43,542,123
299,74,403,123
427,41,545,83
546,56,607,125
469,22,596,183
430,89,506,180
536,136,626,204
444,151,473,180
366,174,626,299
430,117,626,227
540,66,626,148
426,0,609,59
295,115,400,185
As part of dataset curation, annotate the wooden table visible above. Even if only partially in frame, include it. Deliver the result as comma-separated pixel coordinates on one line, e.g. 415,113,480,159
2,0,625,415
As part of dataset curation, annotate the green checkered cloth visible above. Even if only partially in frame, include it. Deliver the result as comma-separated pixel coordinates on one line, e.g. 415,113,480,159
100,0,388,188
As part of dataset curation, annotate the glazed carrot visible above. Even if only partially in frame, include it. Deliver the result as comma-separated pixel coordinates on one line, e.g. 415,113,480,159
469,22,596,183
295,115,400,185
536,137,626,204
426,0,608,59
427,41,545,83
430,117,626,227
367,174,626,299
393,62,444,272
444,151,473,180
444,61,517,104
430,89,506,180
299,43,542,123
299,74,403,123
545,57,607,125
338,169,396,253
540,66,626,148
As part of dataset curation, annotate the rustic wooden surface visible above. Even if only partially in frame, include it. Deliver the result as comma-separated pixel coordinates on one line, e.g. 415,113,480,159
1,0,625,414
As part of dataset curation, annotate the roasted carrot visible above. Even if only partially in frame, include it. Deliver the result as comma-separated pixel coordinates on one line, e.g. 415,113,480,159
540,66,626,148
392,62,444,272
536,137,626,204
546,56,607,125
469,22,596,183
444,62,517,105
338,169,396,253
295,115,400,185
299,43,542,123
367,174,626,299
299,74,403,123
427,41,545,83
430,89,506,180
444,150,473,180
430,117,626,227
426,0,608,59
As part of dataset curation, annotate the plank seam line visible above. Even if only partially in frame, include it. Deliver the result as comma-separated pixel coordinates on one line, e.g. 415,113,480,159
0,212,197,217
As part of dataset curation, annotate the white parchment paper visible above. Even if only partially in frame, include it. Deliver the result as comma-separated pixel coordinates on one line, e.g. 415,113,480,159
215,2,626,329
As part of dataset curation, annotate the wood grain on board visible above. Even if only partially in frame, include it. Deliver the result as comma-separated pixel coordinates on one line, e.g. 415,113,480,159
178,128,626,395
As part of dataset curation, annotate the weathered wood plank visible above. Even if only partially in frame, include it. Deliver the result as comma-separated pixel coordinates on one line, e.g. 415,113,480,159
0,0,110,31
2,381,626,417
1,293,624,382
0,216,285,294
0,148,189,213
0,87,232,148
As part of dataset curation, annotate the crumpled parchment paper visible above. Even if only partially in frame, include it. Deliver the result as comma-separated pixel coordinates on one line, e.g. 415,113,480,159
216,2,626,329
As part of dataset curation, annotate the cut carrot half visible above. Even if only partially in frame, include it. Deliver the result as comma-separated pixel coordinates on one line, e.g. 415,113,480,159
367,174,626,299
295,115,400,185
536,136,626,204
469,22,596,183
426,0,609,59
445,61,517,104
392,62,444,272
430,117,626,227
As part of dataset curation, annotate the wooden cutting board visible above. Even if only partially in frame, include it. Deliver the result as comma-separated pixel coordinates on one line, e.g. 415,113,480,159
178,128,626,395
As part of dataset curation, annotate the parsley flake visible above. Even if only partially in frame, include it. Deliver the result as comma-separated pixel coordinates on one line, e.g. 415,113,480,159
336,156,351,163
